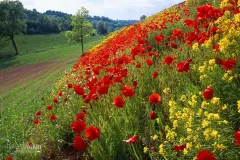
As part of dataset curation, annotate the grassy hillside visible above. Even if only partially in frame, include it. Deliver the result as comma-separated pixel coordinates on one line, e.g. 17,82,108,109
0,34,103,159
0,34,103,69
3,0,240,160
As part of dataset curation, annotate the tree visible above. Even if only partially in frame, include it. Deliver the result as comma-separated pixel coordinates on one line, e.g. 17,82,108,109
0,0,27,55
96,20,108,35
65,7,94,54
140,15,147,21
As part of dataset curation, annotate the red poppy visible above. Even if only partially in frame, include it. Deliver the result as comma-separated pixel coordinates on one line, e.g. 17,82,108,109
52,97,58,103
112,96,125,108
58,92,63,96
136,63,141,68
71,121,86,134
170,42,178,49
28,142,33,146
35,111,41,116
172,29,182,37
155,34,164,44
50,115,57,122
85,126,100,141
64,97,68,102
33,119,40,124
121,85,135,97
202,87,214,100
74,86,84,95
146,59,154,66
76,113,85,121
138,37,146,44
184,19,196,28
101,76,113,85
124,135,138,143
163,56,176,65
149,93,161,104
234,130,240,146
97,85,109,95
67,83,73,88
146,45,152,51
197,150,216,160
7,157,13,160
220,58,237,71
173,144,186,152
149,111,157,120
152,71,158,79
213,45,219,52
47,105,53,111
73,136,88,150
133,80,137,89
177,59,192,72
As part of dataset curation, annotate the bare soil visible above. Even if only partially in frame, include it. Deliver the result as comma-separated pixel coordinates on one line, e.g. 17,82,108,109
0,62,65,93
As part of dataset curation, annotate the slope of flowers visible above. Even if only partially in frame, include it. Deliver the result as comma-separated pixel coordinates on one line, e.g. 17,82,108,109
9,0,240,159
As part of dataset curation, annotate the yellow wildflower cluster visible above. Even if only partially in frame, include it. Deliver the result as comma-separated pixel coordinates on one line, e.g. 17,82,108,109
238,100,240,113
222,70,235,83
192,43,199,51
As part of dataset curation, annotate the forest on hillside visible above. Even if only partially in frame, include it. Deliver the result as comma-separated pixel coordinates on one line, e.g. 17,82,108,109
25,9,138,35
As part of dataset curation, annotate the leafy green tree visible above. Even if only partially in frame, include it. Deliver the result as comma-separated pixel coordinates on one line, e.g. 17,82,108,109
140,15,147,21
0,0,27,55
96,20,108,35
65,7,94,54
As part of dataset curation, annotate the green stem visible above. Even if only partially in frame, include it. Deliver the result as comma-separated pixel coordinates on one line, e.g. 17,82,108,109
131,144,140,160
162,154,168,160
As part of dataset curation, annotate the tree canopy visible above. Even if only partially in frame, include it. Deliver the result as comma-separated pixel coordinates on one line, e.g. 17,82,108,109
65,7,94,54
0,0,27,55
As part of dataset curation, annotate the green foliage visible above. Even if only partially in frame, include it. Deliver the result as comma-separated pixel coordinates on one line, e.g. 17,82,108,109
140,15,147,21
65,7,95,53
0,0,27,55
96,20,109,35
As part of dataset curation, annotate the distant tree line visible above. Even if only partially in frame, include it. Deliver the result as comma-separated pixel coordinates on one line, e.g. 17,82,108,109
25,9,138,35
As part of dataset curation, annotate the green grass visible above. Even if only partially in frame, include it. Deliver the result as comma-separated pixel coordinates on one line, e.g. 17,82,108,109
0,33,104,159
0,32,69,57
0,34,103,69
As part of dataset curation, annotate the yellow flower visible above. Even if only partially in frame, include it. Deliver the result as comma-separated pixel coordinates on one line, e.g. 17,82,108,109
228,76,233,82
198,66,205,74
201,101,209,109
207,113,220,120
143,147,149,153
237,100,240,113
192,43,199,51
203,128,211,140
218,37,230,51
163,88,170,94
151,135,159,141
223,120,228,124
183,148,188,155
202,120,209,128
211,130,218,138
222,104,228,110
180,95,187,102
187,128,192,133
209,59,216,66
173,120,178,129
186,142,193,150
211,97,220,105
159,144,164,155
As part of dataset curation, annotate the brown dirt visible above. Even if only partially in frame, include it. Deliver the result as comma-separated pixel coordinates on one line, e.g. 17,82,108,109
0,62,65,93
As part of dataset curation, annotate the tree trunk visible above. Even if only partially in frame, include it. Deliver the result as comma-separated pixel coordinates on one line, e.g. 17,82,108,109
11,37,19,56
81,39,84,54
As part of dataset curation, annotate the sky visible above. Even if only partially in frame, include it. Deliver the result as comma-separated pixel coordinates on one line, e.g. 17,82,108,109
20,0,184,20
